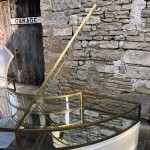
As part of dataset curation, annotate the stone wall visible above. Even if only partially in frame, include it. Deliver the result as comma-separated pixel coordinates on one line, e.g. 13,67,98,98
41,0,150,119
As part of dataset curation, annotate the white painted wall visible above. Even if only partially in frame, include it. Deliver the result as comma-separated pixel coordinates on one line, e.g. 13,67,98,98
74,122,140,150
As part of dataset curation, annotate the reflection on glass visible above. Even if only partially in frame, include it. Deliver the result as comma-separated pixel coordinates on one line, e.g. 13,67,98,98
0,43,13,86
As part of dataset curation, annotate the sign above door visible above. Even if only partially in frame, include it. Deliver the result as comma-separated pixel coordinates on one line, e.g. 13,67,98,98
10,17,41,25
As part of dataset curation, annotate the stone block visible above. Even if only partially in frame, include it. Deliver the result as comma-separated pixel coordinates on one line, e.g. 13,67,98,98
60,82,72,88
76,70,88,81
123,50,150,66
82,25,91,32
136,85,150,95
53,27,72,36
88,41,119,49
78,60,85,66
146,18,150,23
69,15,78,25
98,23,122,30
91,49,122,61
96,1,112,6
102,18,118,22
77,33,92,40
78,61,95,70
82,41,88,48
90,30,109,36
142,10,150,18
122,42,150,51
105,13,115,18
116,0,130,4
121,4,132,10
119,19,130,23
73,50,90,59
73,84,85,90
73,41,82,49
114,35,125,40
109,31,124,35
126,30,139,36
41,0,52,11
69,80,85,86
86,16,101,25
85,8,91,12
93,36,103,40
43,37,64,53
99,41,119,49
148,2,150,8
44,53,60,72
64,61,78,68
146,23,150,28
125,66,150,80
103,36,114,40
126,36,145,42
42,12,68,25
88,41,100,47
145,33,150,42
107,4,121,11
59,86,72,91
45,79,59,94
91,26,97,31
52,0,81,11
96,63,118,74
115,15,130,19
115,10,130,15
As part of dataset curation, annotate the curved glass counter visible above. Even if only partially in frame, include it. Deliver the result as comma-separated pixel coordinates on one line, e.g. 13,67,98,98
0,88,141,150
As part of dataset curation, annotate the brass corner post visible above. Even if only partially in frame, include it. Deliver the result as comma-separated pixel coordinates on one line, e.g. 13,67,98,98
15,4,97,129
15,131,22,150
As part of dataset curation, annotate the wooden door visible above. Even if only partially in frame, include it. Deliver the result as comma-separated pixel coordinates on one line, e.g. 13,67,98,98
7,0,44,86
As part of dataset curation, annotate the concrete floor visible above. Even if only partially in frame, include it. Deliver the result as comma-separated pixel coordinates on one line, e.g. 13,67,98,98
137,119,150,150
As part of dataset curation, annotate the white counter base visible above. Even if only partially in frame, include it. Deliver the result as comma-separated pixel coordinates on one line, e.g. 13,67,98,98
74,122,140,150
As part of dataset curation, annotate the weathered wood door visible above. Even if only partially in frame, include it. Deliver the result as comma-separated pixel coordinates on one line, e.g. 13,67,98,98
7,0,44,86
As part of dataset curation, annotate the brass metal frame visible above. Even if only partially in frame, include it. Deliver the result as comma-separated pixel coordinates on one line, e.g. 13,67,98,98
0,3,141,150
0,90,141,149
0,93,140,133
14,4,97,129
44,92,82,100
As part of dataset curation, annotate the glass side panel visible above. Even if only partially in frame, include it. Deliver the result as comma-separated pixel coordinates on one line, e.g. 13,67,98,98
20,104,44,129
48,108,82,126
0,43,13,86
43,94,81,113
0,90,140,150
52,108,139,149
0,88,34,128
0,131,16,149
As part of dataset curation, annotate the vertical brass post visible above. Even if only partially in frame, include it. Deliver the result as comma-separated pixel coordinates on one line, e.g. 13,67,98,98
80,92,84,124
15,131,22,150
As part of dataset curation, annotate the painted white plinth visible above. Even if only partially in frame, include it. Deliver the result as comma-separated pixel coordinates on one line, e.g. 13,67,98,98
74,122,140,150
0,43,13,87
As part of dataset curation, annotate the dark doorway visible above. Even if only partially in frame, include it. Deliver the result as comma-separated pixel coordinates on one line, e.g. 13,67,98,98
6,0,44,86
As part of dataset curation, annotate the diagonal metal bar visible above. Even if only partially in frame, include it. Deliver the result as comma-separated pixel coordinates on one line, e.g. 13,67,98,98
15,4,97,129
33,4,97,100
